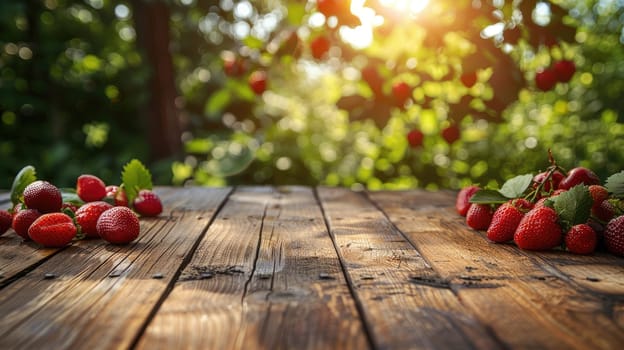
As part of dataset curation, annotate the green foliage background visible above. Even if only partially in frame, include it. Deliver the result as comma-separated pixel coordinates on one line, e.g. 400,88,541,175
1,0,623,190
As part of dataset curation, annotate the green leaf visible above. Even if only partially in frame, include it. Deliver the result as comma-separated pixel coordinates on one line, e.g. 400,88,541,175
605,170,624,198
469,189,509,204
553,185,592,230
10,165,37,205
203,142,255,177
204,89,231,117
498,174,533,198
122,159,153,204
60,188,84,206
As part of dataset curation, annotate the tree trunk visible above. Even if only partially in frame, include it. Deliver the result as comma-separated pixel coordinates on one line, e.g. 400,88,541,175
131,0,181,161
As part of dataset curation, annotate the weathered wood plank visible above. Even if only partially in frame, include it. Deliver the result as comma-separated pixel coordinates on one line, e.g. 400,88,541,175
137,186,369,350
317,187,501,350
369,189,624,350
0,186,231,350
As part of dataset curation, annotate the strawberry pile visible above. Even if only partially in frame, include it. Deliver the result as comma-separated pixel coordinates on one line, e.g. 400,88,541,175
0,159,162,248
456,153,624,256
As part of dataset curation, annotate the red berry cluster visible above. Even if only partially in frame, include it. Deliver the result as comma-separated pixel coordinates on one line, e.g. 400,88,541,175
535,60,576,91
1,174,163,248
456,160,624,256
407,124,461,148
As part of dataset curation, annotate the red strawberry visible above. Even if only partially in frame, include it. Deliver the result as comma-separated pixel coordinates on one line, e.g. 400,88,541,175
222,53,246,77
535,68,557,91
23,180,63,213
466,203,494,230
460,71,477,88
133,190,163,217
105,185,129,207
441,125,461,145
392,81,411,107
604,215,624,256
553,60,576,83
455,185,480,216
487,202,526,243
407,129,424,148
514,206,563,250
565,224,597,255
589,185,609,209
75,201,114,238
12,209,41,240
248,70,268,95
0,209,12,235
97,207,140,244
28,212,77,247
310,35,331,59
61,202,79,214
77,174,107,202
593,200,615,223
558,167,600,190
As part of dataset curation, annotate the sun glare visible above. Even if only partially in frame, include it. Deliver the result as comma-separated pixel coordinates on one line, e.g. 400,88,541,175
380,0,430,14
340,0,430,49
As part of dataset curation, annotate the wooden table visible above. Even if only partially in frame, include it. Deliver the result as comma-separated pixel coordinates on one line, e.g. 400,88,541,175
1,186,623,349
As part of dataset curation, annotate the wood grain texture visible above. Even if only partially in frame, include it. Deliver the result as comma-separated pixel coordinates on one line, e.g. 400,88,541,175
0,186,231,350
137,186,369,350
317,187,501,350
368,189,624,350
0,192,61,288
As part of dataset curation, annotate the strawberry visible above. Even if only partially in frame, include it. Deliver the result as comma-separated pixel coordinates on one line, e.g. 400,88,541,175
460,71,477,88
455,185,480,216
105,185,129,207
28,213,77,247
487,201,526,243
392,81,411,107
310,35,331,59
535,68,557,91
77,174,107,202
61,202,79,214
133,189,163,217
604,215,624,256
514,206,563,250
407,129,424,148
565,224,597,255
0,209,12,236
12,209,41,240
466,203,494,230
75,201,114,238
248,70,268,95
589,185,609,204
592,200,615,223
553,60,576,83
97,206,140,244
441,125,461,145
23,180,63,213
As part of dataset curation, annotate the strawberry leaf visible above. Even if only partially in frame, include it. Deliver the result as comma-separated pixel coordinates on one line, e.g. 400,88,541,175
552,184,592,231
469,189,509,204
10,165,37,206
605,170,624,199
498,174,533,198
60,188,84,206
121,159,152,205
